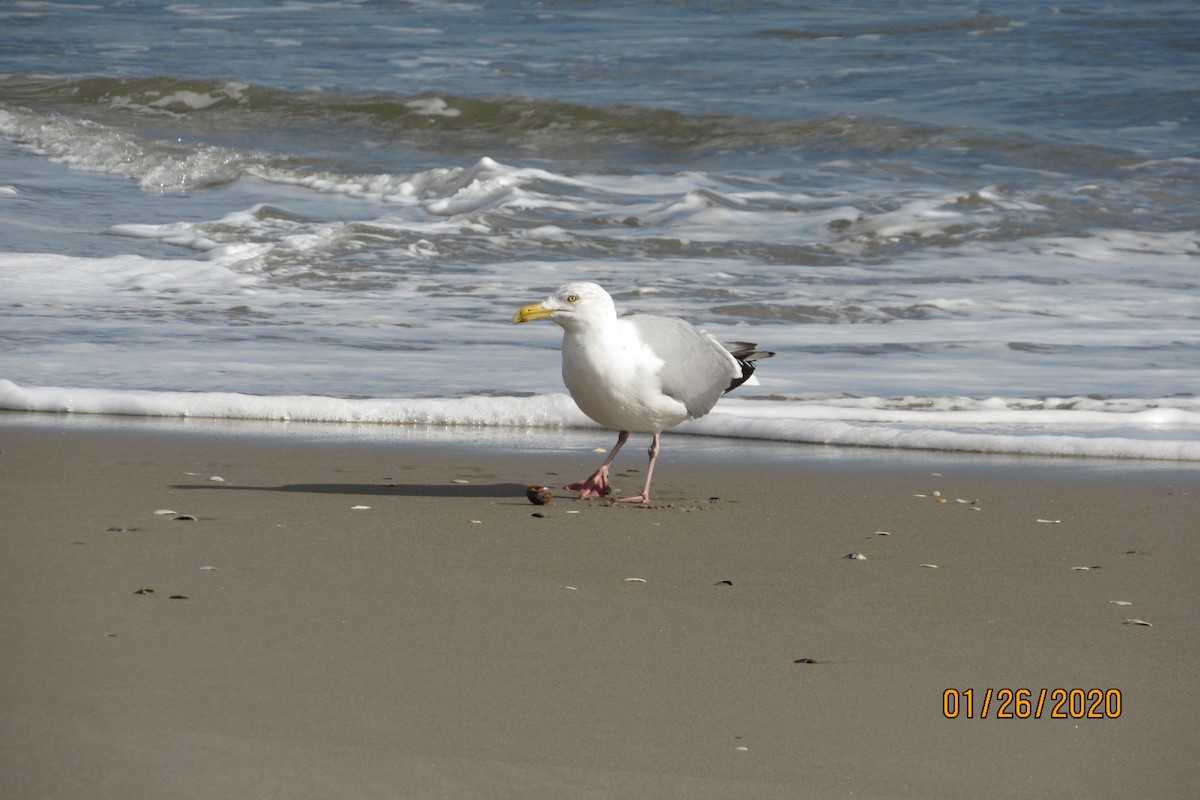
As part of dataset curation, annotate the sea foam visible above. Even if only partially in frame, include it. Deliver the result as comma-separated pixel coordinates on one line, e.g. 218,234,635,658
2,381,1197,461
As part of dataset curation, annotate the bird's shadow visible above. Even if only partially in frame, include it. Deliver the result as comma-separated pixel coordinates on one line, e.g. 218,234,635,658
171,482,530,499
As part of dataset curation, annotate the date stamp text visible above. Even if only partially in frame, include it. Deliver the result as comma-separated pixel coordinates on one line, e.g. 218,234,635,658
943,688,1122,719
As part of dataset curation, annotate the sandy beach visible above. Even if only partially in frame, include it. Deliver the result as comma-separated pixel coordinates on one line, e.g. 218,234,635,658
1,417,1197,799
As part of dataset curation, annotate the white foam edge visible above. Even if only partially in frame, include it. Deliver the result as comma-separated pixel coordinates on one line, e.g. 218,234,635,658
2,381,1196,461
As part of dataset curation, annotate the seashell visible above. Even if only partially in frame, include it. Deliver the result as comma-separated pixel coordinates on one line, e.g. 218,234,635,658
173,514,197,521
1108,600,1132,606
715,579,733,586
1072,566,1090,571
793,658,818,664
451,479,470,484
351,505,370,510
200,566,218,571
919,564,939,568
1036,519,1061,524
525,485,554,505
1123,619,1153,627
875,531,892,536
844,552,867,560
623,577,647,583
469,519,482,524
208,476,225,482
134,588,155,595
107,526,126,532
154,509,176,515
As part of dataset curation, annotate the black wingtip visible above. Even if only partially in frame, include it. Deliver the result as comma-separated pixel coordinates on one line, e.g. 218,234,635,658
722,343,775,393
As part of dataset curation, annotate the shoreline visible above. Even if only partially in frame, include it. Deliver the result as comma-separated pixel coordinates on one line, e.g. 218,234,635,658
4,409,1198,479
2,419,1197,798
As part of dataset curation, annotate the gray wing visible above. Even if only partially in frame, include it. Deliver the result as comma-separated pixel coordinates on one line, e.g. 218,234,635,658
627,314,738,418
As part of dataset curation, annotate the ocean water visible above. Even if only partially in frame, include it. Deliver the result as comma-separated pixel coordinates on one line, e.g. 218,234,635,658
1,0,1198,460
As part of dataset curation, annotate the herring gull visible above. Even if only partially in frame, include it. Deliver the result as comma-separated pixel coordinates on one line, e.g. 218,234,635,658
513,281,773,504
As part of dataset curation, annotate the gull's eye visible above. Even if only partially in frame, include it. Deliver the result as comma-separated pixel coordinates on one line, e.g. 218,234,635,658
567,293,579,303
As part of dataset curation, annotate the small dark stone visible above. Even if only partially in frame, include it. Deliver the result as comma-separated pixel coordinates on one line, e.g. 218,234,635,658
169,595,189,600
173,514,197,521
531,512,545,518
107,526,126,532
134,588,155,595
715,580,733,586
793,658,818,664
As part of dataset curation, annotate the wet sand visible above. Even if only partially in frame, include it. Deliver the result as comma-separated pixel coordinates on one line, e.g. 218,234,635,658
1,419,1197,799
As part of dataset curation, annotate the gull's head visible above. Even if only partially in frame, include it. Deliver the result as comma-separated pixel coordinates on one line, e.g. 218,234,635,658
512,281,617,329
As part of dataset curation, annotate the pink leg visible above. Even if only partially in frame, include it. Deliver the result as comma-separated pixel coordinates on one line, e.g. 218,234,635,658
565,431,630,498
617,433,660,505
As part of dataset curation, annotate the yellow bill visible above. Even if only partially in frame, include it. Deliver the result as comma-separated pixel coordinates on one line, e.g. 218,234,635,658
513,302,555,324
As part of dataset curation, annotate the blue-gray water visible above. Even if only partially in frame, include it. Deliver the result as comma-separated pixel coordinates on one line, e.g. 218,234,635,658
1,1,1197,458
